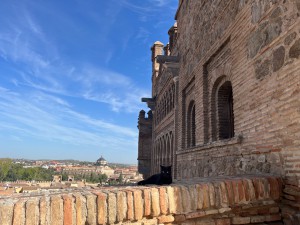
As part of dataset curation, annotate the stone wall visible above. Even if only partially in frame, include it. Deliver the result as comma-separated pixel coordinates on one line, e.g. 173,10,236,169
0,175,283,225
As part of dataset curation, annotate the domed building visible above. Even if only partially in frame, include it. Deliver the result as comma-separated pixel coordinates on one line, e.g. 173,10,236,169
95,155,107,166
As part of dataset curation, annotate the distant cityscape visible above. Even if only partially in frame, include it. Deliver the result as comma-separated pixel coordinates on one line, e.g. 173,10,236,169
0,155,142,196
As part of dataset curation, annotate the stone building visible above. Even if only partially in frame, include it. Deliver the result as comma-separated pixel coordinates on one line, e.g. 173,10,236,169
138,0,300,220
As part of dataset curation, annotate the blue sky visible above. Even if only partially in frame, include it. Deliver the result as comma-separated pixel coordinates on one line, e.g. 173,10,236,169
0,0,177,164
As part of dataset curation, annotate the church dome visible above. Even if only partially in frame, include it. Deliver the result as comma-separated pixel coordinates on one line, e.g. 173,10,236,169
96,155,107,166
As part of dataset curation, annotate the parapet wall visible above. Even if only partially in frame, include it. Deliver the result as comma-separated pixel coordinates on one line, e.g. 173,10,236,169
0,175,286,225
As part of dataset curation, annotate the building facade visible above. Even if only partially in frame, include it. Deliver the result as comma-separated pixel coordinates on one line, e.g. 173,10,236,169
138,0,300,184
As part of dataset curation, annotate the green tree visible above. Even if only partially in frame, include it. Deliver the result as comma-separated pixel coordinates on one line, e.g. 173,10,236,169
0,159,12,181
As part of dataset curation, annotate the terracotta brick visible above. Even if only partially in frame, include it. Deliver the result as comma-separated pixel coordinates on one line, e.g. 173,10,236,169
166,186,176,214
151,187,160,216
252,178,261,200
158,187,168,214
268,177,280,200
116,191,127,222
157,215,175,223
225,180,234,206
174,214,186,223
25,198,40,225
133,189,143,220
94,191,108,225
125,190,134,221
39,196,50,225
242,179,250,202
63,194,75,225
202,184,210,209
143,188,152,216
231,180,240,204
185,210,205,219
74,193,87,225
246,179,256,201
219,182,229,207
50,195,63,225
237,180,246,202
215,218,231,225
13,199,26,225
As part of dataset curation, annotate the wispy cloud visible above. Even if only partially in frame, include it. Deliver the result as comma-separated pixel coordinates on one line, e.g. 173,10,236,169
0,87,137,147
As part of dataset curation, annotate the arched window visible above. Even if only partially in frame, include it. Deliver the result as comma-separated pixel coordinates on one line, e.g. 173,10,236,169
217,81,234,139
187,100,196,147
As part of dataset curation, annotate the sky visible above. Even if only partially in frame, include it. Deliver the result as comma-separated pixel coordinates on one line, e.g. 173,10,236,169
0,0,178,164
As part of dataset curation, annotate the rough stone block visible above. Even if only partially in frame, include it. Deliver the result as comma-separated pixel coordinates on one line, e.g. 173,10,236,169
166,186,176,214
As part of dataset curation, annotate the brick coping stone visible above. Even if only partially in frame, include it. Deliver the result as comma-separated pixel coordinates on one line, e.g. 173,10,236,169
0,174,283,225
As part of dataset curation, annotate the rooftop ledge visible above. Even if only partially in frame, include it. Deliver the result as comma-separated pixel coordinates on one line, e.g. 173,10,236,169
0,175,283,225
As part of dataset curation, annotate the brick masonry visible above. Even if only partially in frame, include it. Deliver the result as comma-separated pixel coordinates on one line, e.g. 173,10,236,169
0,175,283,225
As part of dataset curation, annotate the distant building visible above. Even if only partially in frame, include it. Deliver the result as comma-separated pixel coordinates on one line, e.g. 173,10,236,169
95,155,107,166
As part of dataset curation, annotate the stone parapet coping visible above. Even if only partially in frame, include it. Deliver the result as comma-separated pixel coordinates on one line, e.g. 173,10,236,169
0,175,282,225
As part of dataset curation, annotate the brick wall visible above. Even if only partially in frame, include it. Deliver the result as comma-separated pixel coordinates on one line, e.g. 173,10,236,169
173,0,300,182
0,175,283,225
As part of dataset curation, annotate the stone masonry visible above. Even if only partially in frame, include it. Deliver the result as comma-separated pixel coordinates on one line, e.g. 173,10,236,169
138,0,300,224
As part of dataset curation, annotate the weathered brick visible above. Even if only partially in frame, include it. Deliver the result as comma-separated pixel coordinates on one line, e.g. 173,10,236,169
225,181,234,206
208,183,216,207
250,215,265,223
107,192,117,224
166,186,176,213
25,198,40,225
39,196,50,225
143,188,152,216
116,191,127,222
173,186,183,213
50,195,63,225
157,215,175,223
215,218,231,225
125,190,134,221
0,200,15,225
94,191,108,225
202,184,210,209
151,187,160,216
158,187,168,214
63,194,75,225
13,199,26,225
196,184,204,210
74,193,87,225
231,217,250,224
181,185,191,212
133,189,143,220
85,193,97,225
